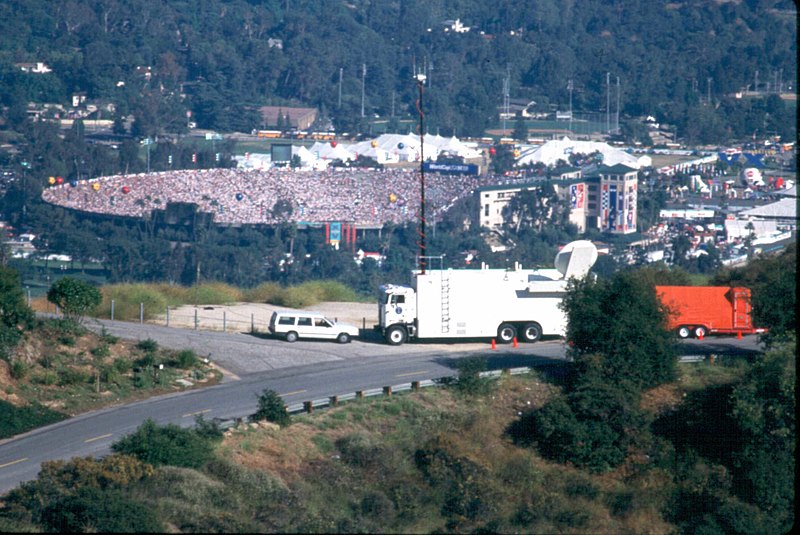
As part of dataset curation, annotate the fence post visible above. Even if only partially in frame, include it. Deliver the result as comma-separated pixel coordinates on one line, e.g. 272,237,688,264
223,311,227,332
303,401,313,414
251,313,255,333
194,309,198,330
411,381,420,392
166,306,170,327
383,386,392,397
329,395,339,406
356,390,364,399
139,303,144,324
111,300,115,321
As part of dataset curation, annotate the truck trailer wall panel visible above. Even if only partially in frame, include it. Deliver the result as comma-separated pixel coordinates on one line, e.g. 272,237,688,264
413,269,567,338
656,286,753,331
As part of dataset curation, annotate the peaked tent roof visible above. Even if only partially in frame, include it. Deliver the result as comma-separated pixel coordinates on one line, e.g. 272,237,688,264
738,198,797,219
516,137,650,169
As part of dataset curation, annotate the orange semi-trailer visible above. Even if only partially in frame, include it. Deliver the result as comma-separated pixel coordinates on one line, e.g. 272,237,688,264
655,286,767,339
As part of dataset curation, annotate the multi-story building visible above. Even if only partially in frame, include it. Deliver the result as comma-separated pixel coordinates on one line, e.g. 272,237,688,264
477,164,638,234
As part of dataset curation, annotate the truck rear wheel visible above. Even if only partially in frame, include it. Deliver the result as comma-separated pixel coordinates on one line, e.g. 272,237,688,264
521,323,542,343
497,323,516,344
677,326,691,339
385,325,407,345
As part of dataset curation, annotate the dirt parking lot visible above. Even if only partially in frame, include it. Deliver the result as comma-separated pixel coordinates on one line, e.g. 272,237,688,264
151,301,377,333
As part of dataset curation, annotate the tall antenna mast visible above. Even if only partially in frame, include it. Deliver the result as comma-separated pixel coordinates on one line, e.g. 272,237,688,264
616,76,620,134
567,79,573,135
415,73,427,274
338,67,343,108
606,72,611,134
502,65,510,134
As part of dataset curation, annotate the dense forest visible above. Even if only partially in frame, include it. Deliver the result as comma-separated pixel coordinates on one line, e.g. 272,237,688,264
0,0,796,139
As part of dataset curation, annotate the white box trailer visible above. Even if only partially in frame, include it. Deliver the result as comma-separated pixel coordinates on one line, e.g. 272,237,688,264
377,241,597,345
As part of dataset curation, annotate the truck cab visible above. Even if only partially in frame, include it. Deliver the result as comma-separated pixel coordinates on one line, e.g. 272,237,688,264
378,284,417,344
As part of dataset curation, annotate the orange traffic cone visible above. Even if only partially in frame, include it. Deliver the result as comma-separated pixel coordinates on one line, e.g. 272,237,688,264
491,339,496,350
698,332,704,341
737,331,743,339
513,337,518,348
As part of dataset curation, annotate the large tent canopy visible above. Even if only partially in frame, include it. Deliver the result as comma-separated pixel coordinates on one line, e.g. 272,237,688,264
516,137,651,169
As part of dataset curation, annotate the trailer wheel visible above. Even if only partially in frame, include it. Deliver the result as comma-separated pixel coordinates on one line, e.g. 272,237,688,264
521,322,542,343
677,326,691,339
336,332,351,344
385,325,407,345
497,323,516,344
694,326,707,339
285,331,298,343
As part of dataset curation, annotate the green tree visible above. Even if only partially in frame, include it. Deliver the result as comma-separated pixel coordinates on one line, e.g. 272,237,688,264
0,266,34,360
728,338,795,531
46,277,102,322
560,269,676,390
111,418,217,469
512,112,528,142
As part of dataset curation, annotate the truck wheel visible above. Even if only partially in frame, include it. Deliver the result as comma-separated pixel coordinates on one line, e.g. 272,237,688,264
497,323,516,344
694,326,707,339
677,326,691,339
336,332,351,344
521,323,542,343
285,331,298,343
385,325,407,345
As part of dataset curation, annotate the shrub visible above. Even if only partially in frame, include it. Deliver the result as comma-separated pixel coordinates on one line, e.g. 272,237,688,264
91,344,111,359
186,282,242,305
111,418,217,469
453,356,493,396
10,360,28,380
112,357,132,374
39,486,163,533
242,282,284,303
175,349,198,369
136,339,158,353
251,388,290,427
46,277,102,322
58,367,90,386
0,399,66,439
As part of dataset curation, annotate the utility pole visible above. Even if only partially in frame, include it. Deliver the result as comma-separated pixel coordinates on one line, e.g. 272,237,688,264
616,76,620,134
338,67,343,108
360,63,366,118
606,72,611,134
502,65,510,134
706,77,712,105
567,79,573,135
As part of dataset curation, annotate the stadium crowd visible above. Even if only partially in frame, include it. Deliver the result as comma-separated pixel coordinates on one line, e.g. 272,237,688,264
41,167,492,226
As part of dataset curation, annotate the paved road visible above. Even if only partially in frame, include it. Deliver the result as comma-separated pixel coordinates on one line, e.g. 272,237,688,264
0,318,763,495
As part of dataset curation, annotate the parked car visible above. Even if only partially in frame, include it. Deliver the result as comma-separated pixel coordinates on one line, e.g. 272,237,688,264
268,311,359,343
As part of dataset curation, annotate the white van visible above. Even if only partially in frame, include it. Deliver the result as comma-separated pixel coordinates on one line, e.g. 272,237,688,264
268,311,359,343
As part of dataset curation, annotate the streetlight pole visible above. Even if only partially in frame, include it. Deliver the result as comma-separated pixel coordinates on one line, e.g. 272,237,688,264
415,73,427,274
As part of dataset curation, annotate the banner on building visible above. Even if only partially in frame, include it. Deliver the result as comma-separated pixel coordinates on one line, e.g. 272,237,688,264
423,163,479,175
570,183,585,209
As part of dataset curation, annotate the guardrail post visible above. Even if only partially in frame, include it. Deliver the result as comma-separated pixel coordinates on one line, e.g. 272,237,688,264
194,309,198,330
303,401,313,414
502,368,511,376
356,390,364,399
139,303,144,324
329,395,339,406
223,311,227,332
111,300,115,321
166,306,170,327
411,381,420,392
383,386,392,397
362,317,366,330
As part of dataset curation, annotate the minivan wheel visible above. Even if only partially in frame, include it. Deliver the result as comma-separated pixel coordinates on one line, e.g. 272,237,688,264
285,331,298,343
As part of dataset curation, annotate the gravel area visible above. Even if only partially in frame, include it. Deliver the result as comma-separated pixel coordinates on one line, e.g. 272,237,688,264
151,301,377,333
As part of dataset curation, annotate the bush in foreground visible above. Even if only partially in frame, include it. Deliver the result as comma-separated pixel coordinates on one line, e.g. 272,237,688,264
111,418,219,469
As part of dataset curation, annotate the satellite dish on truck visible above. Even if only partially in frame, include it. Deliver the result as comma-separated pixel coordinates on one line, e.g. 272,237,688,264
554,240,598,279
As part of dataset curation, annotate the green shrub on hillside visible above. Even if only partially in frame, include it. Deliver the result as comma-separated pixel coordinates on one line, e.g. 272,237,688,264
111,418,219,469
0,399,66,439
98,285,168,321
242,282,284,303
185,282,242,305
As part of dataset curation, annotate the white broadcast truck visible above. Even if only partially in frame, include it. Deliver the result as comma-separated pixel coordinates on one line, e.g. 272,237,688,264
377,240,598,345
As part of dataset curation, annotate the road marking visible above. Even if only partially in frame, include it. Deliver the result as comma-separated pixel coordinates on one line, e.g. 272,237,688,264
84,433,113,443
280,389,307,397
182,409,212,418
0,458,28,469
396,370,428,377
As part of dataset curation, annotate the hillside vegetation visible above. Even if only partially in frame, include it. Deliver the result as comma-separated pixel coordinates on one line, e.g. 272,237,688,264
0,349,793,533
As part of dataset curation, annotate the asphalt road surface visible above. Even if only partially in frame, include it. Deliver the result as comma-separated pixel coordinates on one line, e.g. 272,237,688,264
0,318,764,495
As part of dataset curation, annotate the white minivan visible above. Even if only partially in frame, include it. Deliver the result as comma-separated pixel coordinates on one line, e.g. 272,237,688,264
268,311,359,343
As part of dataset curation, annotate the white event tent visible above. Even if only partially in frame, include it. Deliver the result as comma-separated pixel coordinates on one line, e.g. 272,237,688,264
516,137,651,169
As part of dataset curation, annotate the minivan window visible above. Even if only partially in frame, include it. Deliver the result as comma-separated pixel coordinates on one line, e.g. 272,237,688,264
278,316,295,325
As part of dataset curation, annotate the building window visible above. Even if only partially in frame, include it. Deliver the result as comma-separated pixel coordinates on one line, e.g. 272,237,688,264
484,204,489,216
588,194,597,201
588,202,597,210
